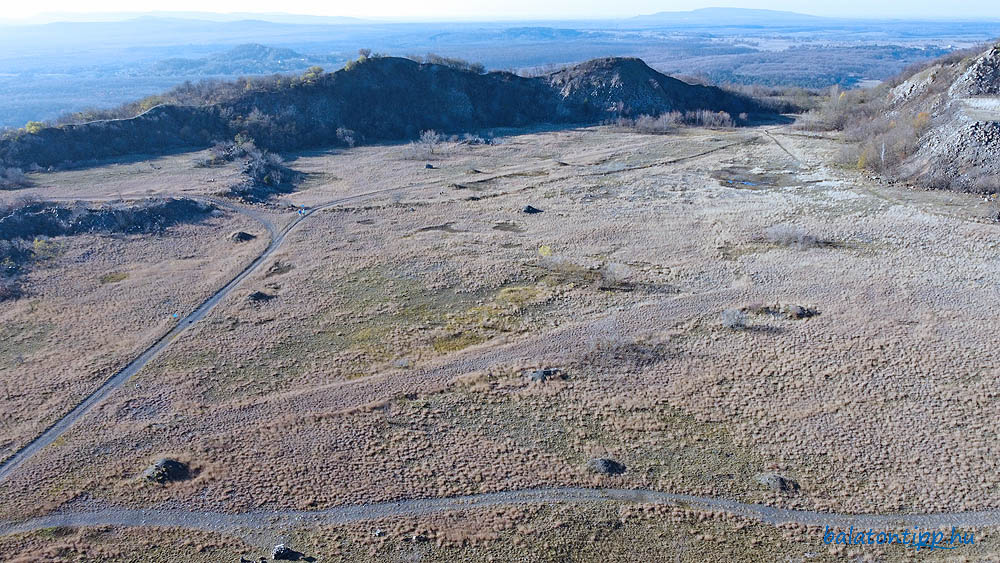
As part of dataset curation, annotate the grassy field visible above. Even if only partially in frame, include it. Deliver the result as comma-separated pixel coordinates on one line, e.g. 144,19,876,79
2,124,1000,559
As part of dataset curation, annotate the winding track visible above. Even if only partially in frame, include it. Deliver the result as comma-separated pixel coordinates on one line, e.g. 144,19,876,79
3,137,999,537
3,487,1000,536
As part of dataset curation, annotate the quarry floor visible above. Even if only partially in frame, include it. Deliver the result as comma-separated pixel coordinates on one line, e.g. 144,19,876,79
2,124,1000,561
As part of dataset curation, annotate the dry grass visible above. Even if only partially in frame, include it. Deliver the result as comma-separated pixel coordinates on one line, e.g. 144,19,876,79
2,123,1000,559
0,209,269,461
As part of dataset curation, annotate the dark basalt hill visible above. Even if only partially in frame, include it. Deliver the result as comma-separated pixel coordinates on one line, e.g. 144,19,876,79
0,56,772,168
548,57,760,118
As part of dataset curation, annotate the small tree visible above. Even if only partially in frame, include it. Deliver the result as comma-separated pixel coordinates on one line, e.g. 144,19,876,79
358,48,372,59
336,127,357,148
301,66,324,83
418,130,442,156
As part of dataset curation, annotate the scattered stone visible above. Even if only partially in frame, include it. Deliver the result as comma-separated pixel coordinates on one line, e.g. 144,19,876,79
143,458,190,484
587,457,626,475
756,473,800,493
247,291,275,303
522,205,543,214
265,260,294,278
229,231,256,243
781,304,819,320
528,368,562,382
744,303,819,320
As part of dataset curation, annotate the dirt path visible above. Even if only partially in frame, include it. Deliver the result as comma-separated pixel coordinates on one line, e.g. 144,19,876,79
2,487,999,538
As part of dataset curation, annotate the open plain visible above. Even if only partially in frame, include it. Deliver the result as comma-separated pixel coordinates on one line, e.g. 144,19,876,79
2,123,1000,561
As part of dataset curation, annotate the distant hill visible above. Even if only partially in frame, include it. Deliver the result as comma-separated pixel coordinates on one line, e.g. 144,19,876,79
0,11,367,25
0,56,773,168
150,43,337,76
629,8,831,27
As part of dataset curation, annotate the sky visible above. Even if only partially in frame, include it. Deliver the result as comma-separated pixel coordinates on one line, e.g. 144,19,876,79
3,0,999,21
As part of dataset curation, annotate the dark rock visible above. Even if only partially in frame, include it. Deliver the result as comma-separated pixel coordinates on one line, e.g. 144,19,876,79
143,458,190,483
756,473,800,493
587,457,626,475
265,260,293,278
529,368,562,382
425,163,435,169
523,205,544,214
782,304,818,320
272,544,300,560
229,231,256,243
247,291,275,303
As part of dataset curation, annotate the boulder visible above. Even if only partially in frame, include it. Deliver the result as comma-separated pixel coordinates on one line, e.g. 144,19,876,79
143,458,190,483
247,291,275,303
272,544,296,560
756,473,800,493
229,231,256,243
782,304,818,320
529,368,562,382
587,457,626,475
522,205,543,214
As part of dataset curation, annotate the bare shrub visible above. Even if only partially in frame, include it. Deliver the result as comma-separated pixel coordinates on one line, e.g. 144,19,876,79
764,224,819,249
617,110,734,133
410,130,444,159
0,277,21,301
422,53,486,74
688,110,734,128
721,309,748,330
336,127,357,148
621,113,683,134
0,167,30,189
598,262,632,289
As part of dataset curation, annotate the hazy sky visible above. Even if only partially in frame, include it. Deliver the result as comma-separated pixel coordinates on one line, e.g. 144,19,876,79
4,0,999,20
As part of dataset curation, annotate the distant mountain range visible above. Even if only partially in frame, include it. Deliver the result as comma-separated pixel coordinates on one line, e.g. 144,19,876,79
628,8,832,27
0,11,368,25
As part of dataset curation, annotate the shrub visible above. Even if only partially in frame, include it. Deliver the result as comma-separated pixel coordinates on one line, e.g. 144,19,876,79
764,224,819,249
0,277,21,302
0,167,30,189
598,262,632,289
416,130,443,157
721,309,748,330
422,53,486,73
617,110,735,132
336,127,357,148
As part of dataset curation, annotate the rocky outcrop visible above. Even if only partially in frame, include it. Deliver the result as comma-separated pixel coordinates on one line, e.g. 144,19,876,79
0,57,772,169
